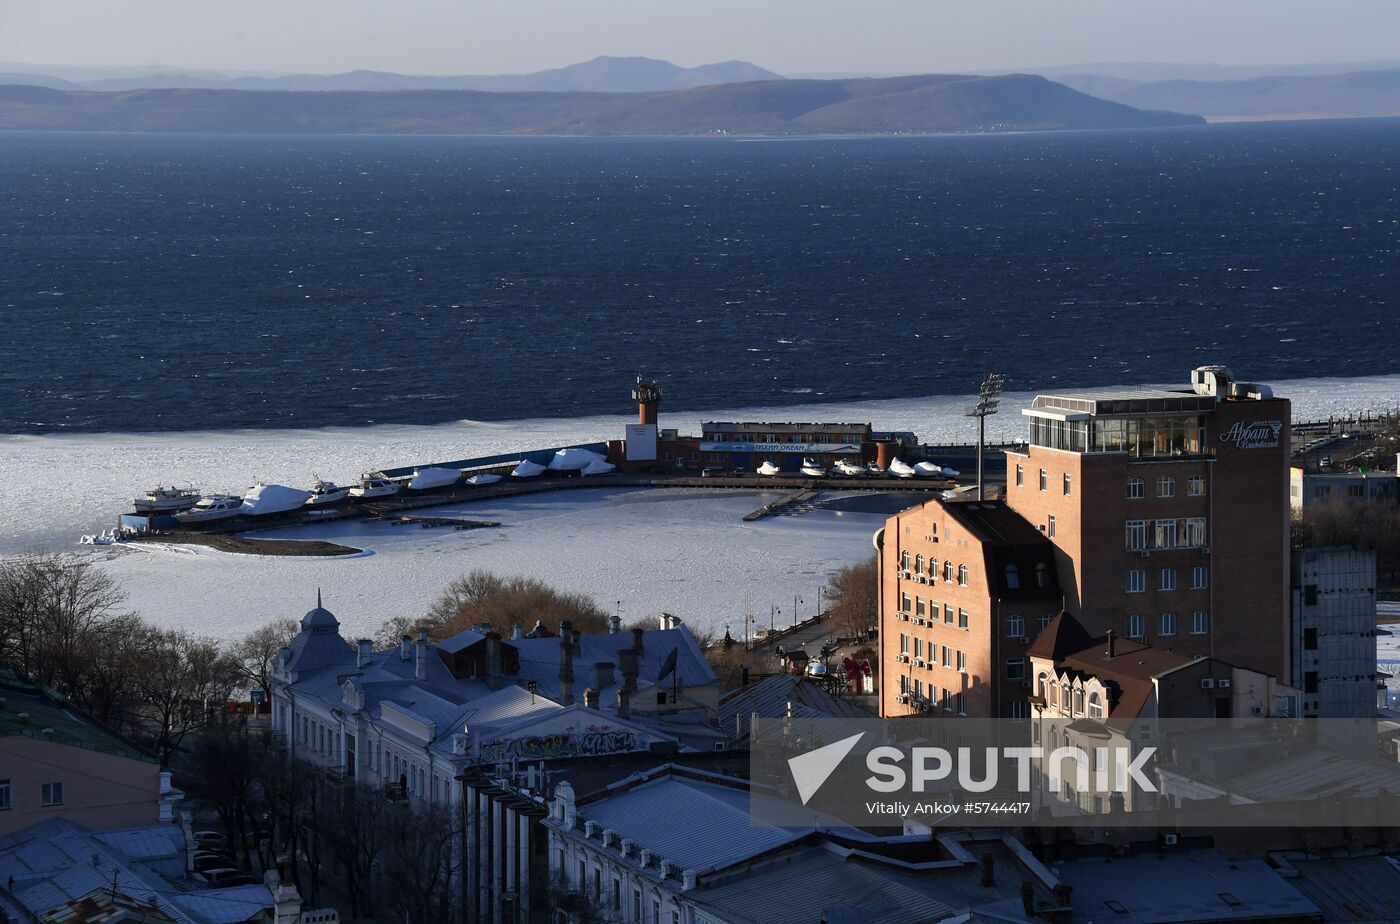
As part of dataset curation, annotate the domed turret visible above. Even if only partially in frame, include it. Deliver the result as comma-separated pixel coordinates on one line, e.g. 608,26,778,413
301,589,339,632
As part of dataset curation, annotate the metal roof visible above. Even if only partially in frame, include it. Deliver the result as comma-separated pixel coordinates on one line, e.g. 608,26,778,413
718,674,872,743
1054,850,1320,923
0,670,156,764
577,775,809,872
1287,855,1400,923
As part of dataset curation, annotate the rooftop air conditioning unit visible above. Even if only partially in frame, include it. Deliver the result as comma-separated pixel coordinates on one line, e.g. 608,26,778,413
1217,678,1232,689
1200,678,1216,689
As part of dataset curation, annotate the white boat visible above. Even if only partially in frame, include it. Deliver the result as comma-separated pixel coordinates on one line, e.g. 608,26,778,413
349,471,400,499
799,457,827,478
866,462,884,474
888,458,917,479
241,483,313,515
581,459,616,476
941,467,961,477
467,472,503,486
176,494,244,524
757,461,781,476
834,459,865,477
548,448,605,472
306,478,351,505
407,467,462,491
512,459,546,478
133,485,201,513
914,462,944,478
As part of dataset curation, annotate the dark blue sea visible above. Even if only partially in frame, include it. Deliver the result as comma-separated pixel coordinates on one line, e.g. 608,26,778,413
2,119,1397,434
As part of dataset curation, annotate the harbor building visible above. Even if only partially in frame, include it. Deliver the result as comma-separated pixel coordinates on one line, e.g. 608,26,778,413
607,377,884,472
1003,365,1293,680
876,498,1062,720
1290,545,1380,717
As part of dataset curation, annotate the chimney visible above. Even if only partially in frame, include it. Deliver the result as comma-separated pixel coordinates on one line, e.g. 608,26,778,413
620,632,642,694
583,687,600,709
559,620,576,706
400,634,412,661
1105,629,1116,659
180,813,196,874
741,663,751,686
485,631,503,689
632,626,645,653
512,622,523,640
356,638,372,669
415,629,428,680
682,869,697,891
616,687,631,720
595,661,615,690
980,853,995,887
609,612,621,634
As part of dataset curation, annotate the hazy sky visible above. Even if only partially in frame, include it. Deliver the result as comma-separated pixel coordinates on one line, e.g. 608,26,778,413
3,0,1398,76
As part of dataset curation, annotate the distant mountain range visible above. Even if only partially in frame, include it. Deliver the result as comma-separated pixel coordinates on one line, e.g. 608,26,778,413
0,56,781,94
1053,68,1400,119
0,73,1203,136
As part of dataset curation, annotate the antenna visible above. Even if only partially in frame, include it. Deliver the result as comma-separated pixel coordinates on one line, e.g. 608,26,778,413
965,372,1006,501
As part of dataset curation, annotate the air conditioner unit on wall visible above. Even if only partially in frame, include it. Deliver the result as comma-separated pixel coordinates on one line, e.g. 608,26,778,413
1200,678,1215,689
1217,678,1231,688
896,693,910,704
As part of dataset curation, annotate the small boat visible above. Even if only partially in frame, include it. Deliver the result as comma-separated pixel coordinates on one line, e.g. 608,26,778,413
349,471,400,500
914,462,944,478
581,459,616,476
757,461,781,476
241,483,313,516
306,478,351,505
467,473,503,486
866,462,884,475
799,457,826,478
834,459,865,477
133,485,201,513
887,458,917,479
941,467,961,477
512,460,546,478
176,494,244,524
548,448,605,472
407,467,462,491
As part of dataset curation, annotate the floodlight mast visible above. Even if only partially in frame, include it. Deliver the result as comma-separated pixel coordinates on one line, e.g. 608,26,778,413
965,373,1006,501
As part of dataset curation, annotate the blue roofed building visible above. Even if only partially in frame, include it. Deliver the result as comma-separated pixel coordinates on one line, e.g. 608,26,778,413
0,817,290,924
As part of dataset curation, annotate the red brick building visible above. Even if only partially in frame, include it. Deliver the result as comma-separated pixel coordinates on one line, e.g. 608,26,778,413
877,499,1061,719
1004,365,1291,679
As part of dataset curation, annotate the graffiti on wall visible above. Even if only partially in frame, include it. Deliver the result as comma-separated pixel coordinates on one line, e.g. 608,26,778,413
479,725,643,763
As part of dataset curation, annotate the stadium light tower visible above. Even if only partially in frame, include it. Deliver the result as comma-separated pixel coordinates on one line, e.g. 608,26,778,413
965,372,1006,501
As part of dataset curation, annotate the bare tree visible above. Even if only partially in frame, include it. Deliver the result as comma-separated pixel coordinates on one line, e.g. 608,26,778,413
231,618,299,704
1296,499,1400,584
384,569,610,643
130,627,242,765
822,557,878,641
381,801,464,924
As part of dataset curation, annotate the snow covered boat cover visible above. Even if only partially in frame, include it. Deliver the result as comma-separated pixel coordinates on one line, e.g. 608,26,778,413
408,467,461,490
757,461,781,476
581,459,615,476
240,483,313,515
888,458,917,477
914,461,943,477
512,459,546,478
467,473,503,486
942,468,961,477
548,448,605,471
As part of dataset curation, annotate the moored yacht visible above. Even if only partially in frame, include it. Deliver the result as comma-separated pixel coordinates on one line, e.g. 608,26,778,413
349,471,400,499
834,459,865,477
757,460,781,476
175,494,243,524
306,478,351,505
133,485,201,513
799,457,827,477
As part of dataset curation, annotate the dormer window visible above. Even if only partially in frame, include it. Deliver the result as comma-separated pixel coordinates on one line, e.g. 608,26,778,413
1004,564,1020,589
1088,692,1104,720
1035,563,1050,588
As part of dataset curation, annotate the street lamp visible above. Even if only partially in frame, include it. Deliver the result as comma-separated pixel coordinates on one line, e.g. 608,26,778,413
965,372,1007,501
793,595,803,627
816,585,824,618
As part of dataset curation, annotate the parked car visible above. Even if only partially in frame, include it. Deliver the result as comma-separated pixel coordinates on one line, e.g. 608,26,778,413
193,852,232,873
198,868,258,887
192,830,226,850
730,467,747,476
701,466,723,477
